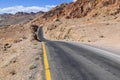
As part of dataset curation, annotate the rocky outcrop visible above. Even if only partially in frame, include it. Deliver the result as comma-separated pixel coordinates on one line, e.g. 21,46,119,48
31,0,120,26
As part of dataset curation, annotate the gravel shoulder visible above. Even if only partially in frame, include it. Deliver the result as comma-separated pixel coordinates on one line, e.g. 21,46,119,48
0,35,43,80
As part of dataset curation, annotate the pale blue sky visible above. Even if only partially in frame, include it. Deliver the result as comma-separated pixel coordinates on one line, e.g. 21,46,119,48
0,0,73,8
0,0,74,14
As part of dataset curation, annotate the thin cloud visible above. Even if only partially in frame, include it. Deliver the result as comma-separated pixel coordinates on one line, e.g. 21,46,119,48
73,0,77,2
0,5,56,14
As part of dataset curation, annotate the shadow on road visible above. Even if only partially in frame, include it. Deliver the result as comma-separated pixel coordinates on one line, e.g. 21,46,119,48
38,26,48,42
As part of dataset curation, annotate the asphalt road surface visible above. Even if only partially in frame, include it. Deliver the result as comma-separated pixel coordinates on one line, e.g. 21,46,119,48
38,27,120,80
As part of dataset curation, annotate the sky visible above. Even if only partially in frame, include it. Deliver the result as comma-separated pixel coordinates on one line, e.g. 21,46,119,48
0,0,75,14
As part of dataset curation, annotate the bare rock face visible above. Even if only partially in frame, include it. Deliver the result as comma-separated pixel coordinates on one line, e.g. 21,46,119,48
42,0,96,19
42,0,108,19
31,0,120,26
30,25,39,41
42,3,68,19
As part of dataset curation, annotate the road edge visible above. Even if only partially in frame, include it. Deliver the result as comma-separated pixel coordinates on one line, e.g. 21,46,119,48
41,42,51,80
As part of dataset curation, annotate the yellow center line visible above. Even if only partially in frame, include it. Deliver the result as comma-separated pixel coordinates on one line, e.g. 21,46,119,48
41,42,51,80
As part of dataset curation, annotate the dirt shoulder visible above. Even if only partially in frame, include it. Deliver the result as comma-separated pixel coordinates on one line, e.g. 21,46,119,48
0,24,43,80
43,14,120,51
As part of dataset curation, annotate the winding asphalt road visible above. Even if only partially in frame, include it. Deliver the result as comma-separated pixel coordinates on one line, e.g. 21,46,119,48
38,27,120,80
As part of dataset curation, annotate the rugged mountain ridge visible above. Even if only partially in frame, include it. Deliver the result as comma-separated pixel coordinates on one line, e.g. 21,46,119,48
31,0,120,26
0,11,44,26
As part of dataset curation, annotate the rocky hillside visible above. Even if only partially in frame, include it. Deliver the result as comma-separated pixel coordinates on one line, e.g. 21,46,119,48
0,11,44,26
29,0,120,50
31,0,120,26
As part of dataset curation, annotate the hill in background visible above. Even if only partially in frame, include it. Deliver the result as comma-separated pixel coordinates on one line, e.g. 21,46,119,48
0,11,44,26
31,0,120,25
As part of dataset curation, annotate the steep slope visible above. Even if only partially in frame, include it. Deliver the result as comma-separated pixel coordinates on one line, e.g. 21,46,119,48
30,0,120,51
31,0,120,26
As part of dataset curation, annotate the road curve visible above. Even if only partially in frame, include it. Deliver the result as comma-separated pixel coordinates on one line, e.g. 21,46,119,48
38,27,120,80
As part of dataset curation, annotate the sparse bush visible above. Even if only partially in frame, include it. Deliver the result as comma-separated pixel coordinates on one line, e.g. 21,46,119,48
35,57,39,61
33,42,37,45
29,64,37,70
33,46,37,49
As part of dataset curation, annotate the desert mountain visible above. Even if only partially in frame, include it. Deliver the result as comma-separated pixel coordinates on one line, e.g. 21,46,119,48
0,11,44,26
29,0,120,48
31,0,120,25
